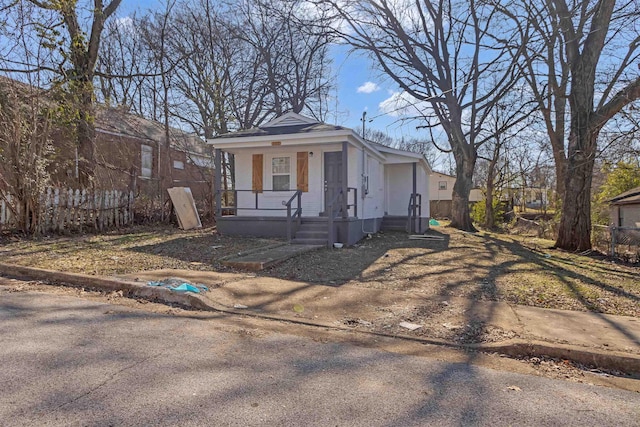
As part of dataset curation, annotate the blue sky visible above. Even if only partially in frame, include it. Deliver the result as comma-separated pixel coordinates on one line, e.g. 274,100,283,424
329,45,434,143
118,1,431,144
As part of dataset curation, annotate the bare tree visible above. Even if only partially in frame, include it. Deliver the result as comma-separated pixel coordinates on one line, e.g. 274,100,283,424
0,79,55,233
505,0,640,251
230,0,334,128
16,0,123,186
96,13,155,113
476,88,535,228
320,0,525,231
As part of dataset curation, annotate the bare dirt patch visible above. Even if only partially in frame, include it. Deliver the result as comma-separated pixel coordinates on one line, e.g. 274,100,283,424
1,225,638,318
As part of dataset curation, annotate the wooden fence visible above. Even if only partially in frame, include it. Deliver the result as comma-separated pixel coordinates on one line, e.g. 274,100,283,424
0,188,134,233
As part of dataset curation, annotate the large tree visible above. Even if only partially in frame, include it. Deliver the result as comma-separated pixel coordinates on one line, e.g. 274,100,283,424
29,0,122,186
321,0,524,230
506,0,640,251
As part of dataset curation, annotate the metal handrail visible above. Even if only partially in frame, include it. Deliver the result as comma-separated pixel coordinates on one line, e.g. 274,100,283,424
285,190,303,242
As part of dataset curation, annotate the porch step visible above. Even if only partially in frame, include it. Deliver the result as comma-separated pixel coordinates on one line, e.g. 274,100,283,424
381,215,408,232
291,238,328,245
295,230,328,239
292,219,329,246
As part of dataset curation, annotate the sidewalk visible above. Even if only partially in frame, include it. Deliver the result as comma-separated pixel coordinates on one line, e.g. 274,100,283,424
1,263,639,375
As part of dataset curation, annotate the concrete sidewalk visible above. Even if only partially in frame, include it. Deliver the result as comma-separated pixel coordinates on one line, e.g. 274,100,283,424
1,263,639,375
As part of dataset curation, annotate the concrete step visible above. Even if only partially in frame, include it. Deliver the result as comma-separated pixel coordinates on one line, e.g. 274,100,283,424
297,223,327,231
291,238,328,246
381,216,408,231
295,230,329,239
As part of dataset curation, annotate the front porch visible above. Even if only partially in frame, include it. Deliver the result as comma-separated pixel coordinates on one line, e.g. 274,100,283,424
214,186,426,247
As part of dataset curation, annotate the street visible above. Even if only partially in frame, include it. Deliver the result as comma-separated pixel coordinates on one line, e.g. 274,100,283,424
1,286,639,426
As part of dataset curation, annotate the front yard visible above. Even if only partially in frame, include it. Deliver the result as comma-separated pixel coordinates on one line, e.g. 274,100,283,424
1,224,638,317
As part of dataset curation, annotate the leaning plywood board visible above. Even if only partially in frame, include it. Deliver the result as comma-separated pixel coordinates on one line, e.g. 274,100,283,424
167,187,202,230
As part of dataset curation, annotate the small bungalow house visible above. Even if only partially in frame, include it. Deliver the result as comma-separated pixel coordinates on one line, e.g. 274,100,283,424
209,112,431,247
610,186,640,227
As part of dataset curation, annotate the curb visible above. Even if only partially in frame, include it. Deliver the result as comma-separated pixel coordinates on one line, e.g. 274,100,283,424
0,263,212,312
1,262,639,376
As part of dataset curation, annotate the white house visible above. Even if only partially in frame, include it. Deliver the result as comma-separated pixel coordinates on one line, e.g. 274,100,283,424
209,112,431,246
429,171,482,218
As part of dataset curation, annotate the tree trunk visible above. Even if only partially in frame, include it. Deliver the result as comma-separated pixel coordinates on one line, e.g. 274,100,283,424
555,118,598,251
450,145,477,231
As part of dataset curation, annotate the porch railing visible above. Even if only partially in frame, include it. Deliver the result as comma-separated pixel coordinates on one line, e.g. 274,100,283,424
407,193,422,234
215,189,303,243
327,187,358,247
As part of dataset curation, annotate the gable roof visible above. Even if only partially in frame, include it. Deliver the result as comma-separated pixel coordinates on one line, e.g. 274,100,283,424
215,121,349,139
610,186,640,205
262,111,319,127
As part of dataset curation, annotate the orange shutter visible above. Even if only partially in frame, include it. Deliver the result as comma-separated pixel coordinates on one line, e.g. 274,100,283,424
297,152,309,192
252,154,263,193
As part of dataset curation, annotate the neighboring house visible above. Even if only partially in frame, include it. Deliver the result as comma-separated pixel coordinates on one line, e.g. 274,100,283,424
0,77,213,213
429,171,482,219
209,112,431,246
609,186,640,227
51,107,214,213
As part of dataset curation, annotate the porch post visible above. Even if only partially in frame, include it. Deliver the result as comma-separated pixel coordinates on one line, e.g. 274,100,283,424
215,148,222,217
341,141,348,218
412,162,417,233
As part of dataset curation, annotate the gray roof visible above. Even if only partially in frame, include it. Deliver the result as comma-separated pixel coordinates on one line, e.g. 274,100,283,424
215,122,349,139
610,186,640,205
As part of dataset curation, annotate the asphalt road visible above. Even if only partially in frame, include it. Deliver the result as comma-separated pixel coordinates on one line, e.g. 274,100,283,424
1,287,639,426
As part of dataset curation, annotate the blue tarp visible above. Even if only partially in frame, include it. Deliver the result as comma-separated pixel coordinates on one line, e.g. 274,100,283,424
147,278,209,293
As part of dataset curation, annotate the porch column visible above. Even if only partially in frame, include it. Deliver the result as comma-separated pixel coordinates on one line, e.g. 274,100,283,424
342,141,348,218
215,148,222,217
412,162,417,233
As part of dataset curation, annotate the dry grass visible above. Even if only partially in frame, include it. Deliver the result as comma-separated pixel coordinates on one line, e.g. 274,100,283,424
1,224,638,317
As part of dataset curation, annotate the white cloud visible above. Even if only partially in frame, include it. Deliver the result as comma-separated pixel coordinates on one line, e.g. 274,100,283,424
378,91,427,116
357,81,380,94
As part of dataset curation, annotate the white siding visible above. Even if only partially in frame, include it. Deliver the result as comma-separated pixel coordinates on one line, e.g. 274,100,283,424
359,152,385,220
232,144,340,217
429,172,456,201
385,164,413,216
384,163,430,217
416,166,430,217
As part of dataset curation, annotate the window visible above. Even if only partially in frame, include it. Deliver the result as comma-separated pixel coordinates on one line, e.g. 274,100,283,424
141,145,153,178
438,181,447,190
173,160,184,170
272,156,290,191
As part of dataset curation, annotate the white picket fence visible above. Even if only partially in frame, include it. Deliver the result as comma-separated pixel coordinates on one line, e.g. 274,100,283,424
0,188,134,233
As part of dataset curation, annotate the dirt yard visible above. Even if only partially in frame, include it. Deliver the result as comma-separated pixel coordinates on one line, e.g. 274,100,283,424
1,224,638,317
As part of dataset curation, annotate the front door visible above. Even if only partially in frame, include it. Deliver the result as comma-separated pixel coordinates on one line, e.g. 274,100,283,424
324,151,343,214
